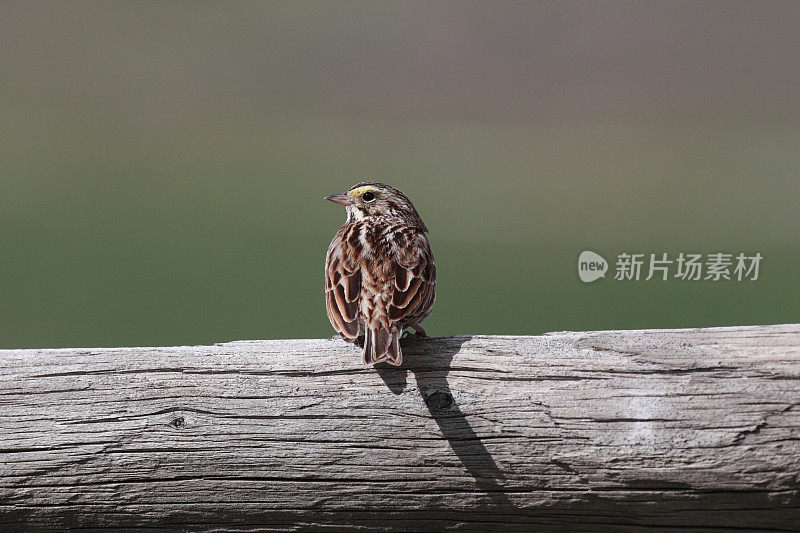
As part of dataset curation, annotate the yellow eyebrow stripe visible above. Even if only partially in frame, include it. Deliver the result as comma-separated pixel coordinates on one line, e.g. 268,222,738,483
348,186,377,197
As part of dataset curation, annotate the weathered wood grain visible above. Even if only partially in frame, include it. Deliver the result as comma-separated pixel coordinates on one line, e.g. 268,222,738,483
1,324,799,531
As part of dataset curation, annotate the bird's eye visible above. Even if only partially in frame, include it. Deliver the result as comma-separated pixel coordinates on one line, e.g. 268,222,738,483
363,191,376,202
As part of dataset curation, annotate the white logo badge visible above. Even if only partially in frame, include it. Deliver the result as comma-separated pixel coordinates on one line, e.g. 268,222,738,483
578,250,608,283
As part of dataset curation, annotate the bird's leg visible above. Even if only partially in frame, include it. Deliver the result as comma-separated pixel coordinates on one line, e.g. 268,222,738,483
331,333,365,347
408,324,427,338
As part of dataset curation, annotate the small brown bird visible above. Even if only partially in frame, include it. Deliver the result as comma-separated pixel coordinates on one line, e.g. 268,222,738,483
324,182,436,365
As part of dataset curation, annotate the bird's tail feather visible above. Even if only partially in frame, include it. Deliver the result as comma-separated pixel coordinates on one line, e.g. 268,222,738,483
363,328,402,366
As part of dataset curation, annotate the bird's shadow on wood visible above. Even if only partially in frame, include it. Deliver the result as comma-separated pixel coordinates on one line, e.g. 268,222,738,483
374,336,514,511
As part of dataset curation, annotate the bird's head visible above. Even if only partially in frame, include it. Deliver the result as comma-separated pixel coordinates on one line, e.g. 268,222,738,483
325,182,427,230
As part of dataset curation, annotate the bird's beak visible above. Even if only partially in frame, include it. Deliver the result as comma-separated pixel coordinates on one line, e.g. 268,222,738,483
324,192,352,206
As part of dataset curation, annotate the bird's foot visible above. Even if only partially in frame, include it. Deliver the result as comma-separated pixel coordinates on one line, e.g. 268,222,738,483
402,325,427,339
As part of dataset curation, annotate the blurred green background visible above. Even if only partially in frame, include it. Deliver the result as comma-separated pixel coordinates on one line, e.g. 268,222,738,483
1,2,798,348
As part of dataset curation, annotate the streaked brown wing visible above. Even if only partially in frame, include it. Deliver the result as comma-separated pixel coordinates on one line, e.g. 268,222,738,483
388,235,436,326
325,233,361,340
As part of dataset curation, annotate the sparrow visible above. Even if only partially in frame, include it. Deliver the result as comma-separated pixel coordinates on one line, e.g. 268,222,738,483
324,182,436,365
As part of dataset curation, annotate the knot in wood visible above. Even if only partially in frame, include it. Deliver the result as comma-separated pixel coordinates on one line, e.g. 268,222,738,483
425,390,453,410
170,416,186,429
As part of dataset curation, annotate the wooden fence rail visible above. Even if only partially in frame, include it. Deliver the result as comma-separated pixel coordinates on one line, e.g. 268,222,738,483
1,324,799,531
